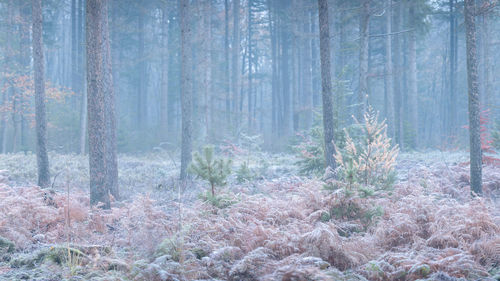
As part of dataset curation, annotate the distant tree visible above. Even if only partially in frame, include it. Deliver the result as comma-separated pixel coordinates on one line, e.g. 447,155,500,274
358,0,370,120
32,0,50,188
464,0,482,195
180,0,193,180
384,0,395,140
317,0,336,171
232,0,241,127
408,0,418,148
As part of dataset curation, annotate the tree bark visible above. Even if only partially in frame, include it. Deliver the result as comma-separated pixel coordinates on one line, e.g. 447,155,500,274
179,0,192,180
87,0,110,208
32,0,50,188
318,0,336,170
464,0,482,195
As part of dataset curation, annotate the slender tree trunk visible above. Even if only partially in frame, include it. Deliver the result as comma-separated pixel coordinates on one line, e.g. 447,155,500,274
449,0,458,138
232,0,240,128
137,13,146,128
32,0,50,188
318,0,336,170
384,0,395,140
102,0,118,201
224,0,230,126
72,0,77,92
357,0,370,120
179,0,192,180
464,0,482,195
78,0,87,155
247,0,253,132
281,18,292,137
160,5,169,142
408,1,418,148
87,0,110,208
393,0,403,148
268,0,278,138
311,10,320,110
303,11,313,131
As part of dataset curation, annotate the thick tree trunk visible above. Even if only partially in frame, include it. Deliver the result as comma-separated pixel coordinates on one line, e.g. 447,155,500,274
357,0,370,120
464,0,482,195
179,0,192,180
32,0,50,188
317,0,336,170
86,0,110,208
408,1,418,148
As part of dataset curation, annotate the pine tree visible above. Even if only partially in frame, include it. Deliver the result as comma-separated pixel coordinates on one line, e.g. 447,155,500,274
334,106,399,188
189,146,232,197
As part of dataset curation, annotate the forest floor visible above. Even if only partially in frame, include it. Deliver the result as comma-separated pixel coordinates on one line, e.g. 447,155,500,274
0,150,499,281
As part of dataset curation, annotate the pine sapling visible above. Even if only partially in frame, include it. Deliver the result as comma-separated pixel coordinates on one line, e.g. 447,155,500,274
189,146,232,196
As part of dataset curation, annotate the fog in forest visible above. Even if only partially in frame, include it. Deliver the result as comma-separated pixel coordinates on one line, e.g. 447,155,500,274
0,0,499,280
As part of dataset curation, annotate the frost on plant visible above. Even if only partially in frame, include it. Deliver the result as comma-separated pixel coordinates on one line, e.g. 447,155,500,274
189,146,232,196
334,106,399,190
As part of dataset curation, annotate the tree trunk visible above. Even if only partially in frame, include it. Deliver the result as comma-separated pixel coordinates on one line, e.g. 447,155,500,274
179,0,192,180
232,0,240,128
317,0,336,170
408,1,418,148
464,0,482,195
357,0,370,120
224,0,230,126
32,0,50,188
247,0,253,132
303,11,313,131
78,0,87,155
160,5,169,142
137,13,146,128
102,0,118,201
384,0,395,140
86,0,110,208
449,0,458,138
393,0,403,149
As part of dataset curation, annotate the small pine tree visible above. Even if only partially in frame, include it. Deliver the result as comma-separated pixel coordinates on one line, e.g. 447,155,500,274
189,146,232,196
293,126,326,176
334,106,399,189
